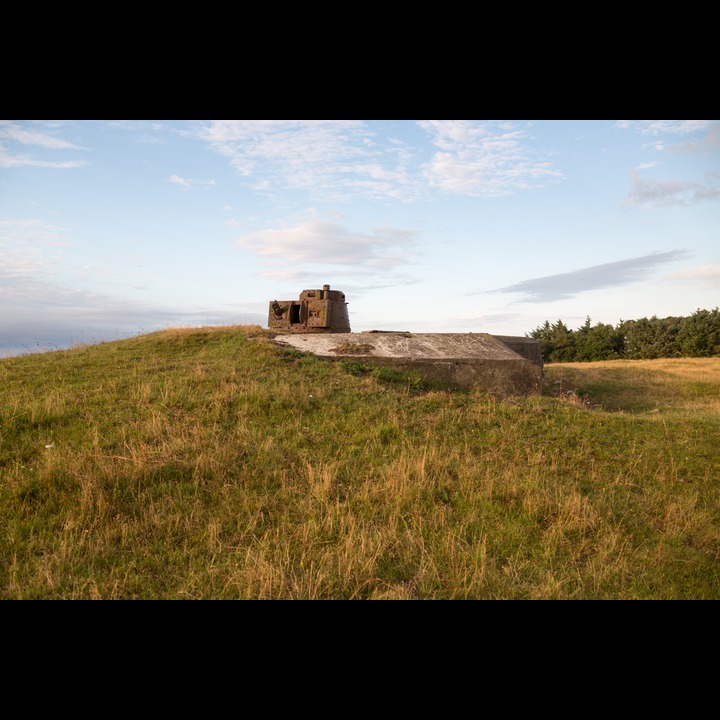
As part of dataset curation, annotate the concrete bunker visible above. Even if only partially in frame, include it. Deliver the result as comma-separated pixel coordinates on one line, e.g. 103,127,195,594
268,284,350,334
268,285,543,396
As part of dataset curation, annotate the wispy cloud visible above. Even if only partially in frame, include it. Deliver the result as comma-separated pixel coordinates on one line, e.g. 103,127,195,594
235,215,418,269
169,174,191,187
194,120,563,202
665,263,720,287
478,250,690,302
0,120,89,169
0,217,70,245
0,218,263,355
233,212,422,298
136,135,167,145
623,169,720,207
0,147,88,169
664,121,720,154
195,120,401,199
107,120,166,133
0,281,262,357
616,119,720,153
418,120,564,197
0,219,72,300
0,120,88,149
616,120,720,206
615,120,715,136
168,174,216,188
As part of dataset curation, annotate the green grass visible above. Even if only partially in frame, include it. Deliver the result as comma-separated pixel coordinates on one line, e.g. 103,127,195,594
1,326,718,599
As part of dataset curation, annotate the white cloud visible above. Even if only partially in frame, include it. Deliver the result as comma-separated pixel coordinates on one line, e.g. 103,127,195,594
0,147,88,169
107,120,166,133
169,174,191,187
235,216,418,269
195,119,370,177
0,218,144,302
0,120,88,149
0,218,70,245
616,120,720,154
0,220,80,308
665,264,720,287
0,219,265,356
0,120,89,168
0,280,264,356
136,135,167,145
418,120,563,197
168,174,216,188
191,120,566,202
616,120,715,135
623,169,720,207
664,121,720,153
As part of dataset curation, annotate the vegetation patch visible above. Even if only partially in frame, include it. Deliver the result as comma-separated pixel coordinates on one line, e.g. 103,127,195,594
1,325,719,599
530,308,720,363
338,360,447,392
330,342,375,355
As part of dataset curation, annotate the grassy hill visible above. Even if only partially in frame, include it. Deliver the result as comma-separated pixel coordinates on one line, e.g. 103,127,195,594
1,325,718,599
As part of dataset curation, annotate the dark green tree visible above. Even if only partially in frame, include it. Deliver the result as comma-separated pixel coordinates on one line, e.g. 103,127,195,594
677,307,720,357
529,320,555,362
575,317,624,361
547,319,576,362
619,316,681,359
529,309,718,362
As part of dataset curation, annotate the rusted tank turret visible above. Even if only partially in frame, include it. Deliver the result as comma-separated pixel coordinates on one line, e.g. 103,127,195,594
268,284,350,333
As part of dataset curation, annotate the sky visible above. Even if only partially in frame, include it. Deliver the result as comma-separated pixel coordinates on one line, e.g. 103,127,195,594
1,119,718,357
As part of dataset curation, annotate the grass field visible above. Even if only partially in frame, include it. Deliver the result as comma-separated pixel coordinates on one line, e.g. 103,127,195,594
1,326,718,599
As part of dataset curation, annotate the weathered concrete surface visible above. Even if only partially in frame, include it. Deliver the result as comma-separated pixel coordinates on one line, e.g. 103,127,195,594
492,335,544,367
271,331,543,397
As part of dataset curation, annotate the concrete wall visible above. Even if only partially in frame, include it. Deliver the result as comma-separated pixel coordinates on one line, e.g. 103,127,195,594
356,356,543,396
492,336,544,368
270,331,544,398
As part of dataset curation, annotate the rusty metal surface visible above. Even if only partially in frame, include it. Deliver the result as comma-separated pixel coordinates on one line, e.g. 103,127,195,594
268,284,350,333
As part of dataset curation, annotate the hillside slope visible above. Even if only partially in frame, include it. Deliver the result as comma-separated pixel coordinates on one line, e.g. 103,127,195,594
1,326,718,599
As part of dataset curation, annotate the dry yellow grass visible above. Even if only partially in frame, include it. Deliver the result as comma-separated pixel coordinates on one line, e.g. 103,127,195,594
1,328,718,599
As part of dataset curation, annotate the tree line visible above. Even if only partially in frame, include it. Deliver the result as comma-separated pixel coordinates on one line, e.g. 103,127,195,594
528,308,720,363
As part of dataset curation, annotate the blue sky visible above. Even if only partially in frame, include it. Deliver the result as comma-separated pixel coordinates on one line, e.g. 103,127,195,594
1,119,718,356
